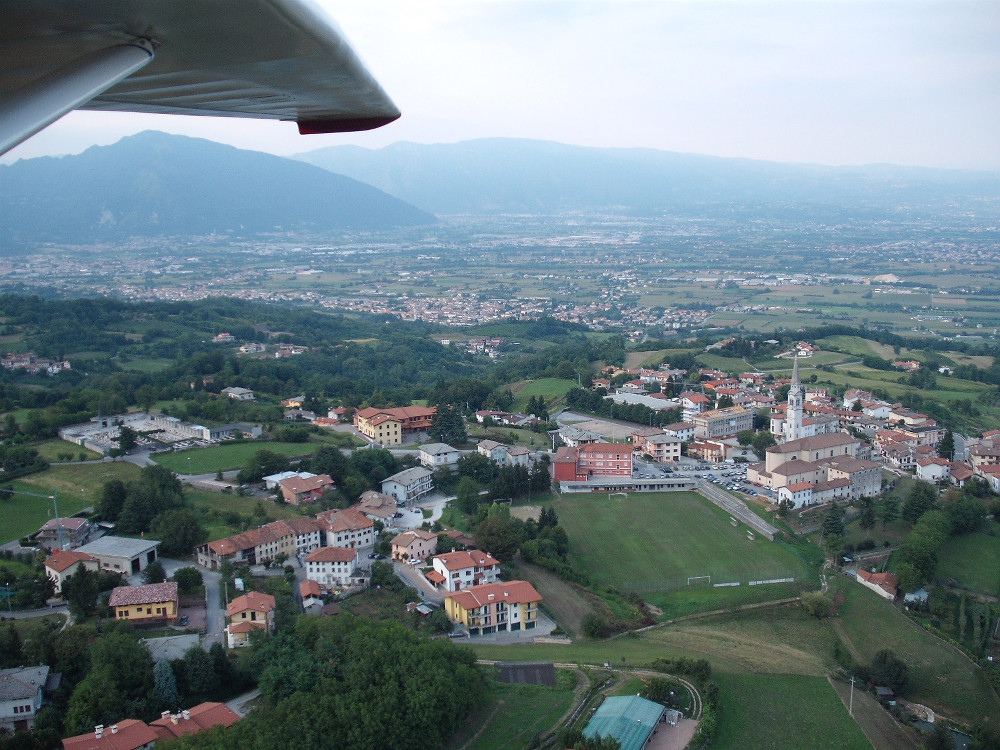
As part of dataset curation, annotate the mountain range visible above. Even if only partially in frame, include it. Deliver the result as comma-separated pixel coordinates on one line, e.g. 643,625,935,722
0,131,435,243
296,138,1000,217
3,132,1000,245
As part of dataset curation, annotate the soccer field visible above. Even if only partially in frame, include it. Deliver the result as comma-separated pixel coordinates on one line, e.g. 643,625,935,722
553,492,806,593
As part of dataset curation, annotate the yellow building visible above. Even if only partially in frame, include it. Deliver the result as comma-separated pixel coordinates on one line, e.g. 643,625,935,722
108,582,179,625
444,580,542,635
354,406,435,445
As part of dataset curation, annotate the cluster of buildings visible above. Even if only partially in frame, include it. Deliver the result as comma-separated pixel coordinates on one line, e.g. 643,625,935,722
58,412,261,455
0,352,70,376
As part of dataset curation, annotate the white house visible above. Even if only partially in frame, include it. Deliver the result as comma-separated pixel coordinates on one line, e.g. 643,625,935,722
0,666,49,731
221,387,255,401
477,440,531,467
777,482,814,509
44,549,100,596
915,457,950,484
381,467,434,505
305,547,358,589
315,507,376,549
418,443,461,468
428,549,500,592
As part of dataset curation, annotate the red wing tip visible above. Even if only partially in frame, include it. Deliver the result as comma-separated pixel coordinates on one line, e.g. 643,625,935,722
297,113,400,134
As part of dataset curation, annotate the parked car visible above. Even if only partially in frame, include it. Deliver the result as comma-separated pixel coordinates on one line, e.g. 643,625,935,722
179,615,189,626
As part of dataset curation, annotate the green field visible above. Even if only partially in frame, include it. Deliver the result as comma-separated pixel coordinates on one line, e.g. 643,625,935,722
712,674,871,750
30,439,102,463
184,488,305,542
152,442,317,474
935,530,1000,596
830,578,1000,724
554,492,807,592
510,378,576,411
444,674,577,750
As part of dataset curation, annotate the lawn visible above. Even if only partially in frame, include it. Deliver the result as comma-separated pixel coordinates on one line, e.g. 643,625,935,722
509,378,576,411
30,439,102,463
829,578,1000,725
152,442,317,474
935,530,1000,596
185,488,304,542
712,673,871,750
444,674,577,750
554,492,807,593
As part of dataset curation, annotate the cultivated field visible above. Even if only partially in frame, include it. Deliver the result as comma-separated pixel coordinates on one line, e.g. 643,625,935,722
554,492,807,593
712,674,871,750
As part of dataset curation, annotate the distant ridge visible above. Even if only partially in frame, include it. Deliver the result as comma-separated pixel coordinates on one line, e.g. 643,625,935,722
0,131,436,243
294,137,1000,216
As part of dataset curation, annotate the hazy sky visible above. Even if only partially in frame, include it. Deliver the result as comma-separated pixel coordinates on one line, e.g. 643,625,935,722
5,0,1000,169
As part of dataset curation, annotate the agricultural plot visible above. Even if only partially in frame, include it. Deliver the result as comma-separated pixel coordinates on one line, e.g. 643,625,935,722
509,378,576,411
444,676,577,750
712,674,871,750
554,493,807,594
830,579,1000,725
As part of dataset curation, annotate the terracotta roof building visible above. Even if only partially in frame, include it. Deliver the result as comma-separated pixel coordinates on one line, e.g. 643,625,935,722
444,581,542,635
149,703,240,740
108,583,178,626
62,719,158,750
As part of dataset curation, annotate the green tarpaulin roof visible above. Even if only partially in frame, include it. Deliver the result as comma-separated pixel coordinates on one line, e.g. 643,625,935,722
583,695,665,750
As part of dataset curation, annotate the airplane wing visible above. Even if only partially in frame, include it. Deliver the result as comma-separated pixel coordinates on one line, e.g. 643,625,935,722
0,0,400,154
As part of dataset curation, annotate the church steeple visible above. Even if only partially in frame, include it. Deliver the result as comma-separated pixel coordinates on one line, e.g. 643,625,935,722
785,353,804,442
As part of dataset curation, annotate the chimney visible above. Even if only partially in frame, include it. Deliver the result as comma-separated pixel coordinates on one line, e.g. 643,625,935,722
171,714,179,725
182,710,190,720
95,726,103,739
111,725,118,734
161,711,171,719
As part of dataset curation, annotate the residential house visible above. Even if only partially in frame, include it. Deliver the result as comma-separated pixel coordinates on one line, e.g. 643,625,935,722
285,517,325,556
196,520,298,570
0,666,50,731
419,442,461,468
44,550,99,596
280,395,305,408
108,582,179,626
443,580,542,635
857,569,898,601
149,703,241,740
62,720,158,750
316,507,375,549
916,457,951,483
299,579,324,612
305,547,358,589
662,421,696,442
556,426,603,447
391,529,438,562
279,473,334,505
354,491,398,524
225,592,276,648
477,439,530,467
262,470,315,490
354,406,435,444
220,387,254,401
633,433,682,463
429,549,500,592
35,517,91,550
381,467,434,505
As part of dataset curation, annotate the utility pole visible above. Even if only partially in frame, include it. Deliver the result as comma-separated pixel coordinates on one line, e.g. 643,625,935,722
849,676,855,716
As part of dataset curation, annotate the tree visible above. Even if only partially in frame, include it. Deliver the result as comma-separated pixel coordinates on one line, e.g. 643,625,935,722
877,496,899,530
113,424,139,455
142,559,167,584
858,496,877,537
945,498,986,534
868,649,908,692
903,482,937,524
455,476,481,515
938,430,955,461
151,508,207,556
183,644,219,702
581,611,610,639
801,591,834,619
473,504,522,561
65,669,125,735
429,405,467,445
822,502,845,538
98,479,128,522
751,430,776,458
62,563,99,620
173,566,203,594
736,430,755,447
153,659,179,708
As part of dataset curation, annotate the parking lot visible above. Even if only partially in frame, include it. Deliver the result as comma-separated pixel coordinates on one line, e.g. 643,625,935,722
631,458,771,499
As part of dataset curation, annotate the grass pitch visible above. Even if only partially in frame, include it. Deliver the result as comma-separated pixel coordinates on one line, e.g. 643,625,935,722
152,442,316,474
554,492,807,593
935,529,1000,596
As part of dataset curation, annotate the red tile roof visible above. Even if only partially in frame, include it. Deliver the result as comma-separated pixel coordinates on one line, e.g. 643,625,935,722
62,719,158,750
108,582,178,608
433,549,499,572
150,702,240,739
316,506,374,533
225,591,275,618
305,547,357,563
45,549,97,573
299,580,322,599
445,580,542,610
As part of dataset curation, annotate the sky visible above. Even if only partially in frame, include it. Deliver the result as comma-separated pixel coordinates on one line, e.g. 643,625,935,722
4,0,1000,169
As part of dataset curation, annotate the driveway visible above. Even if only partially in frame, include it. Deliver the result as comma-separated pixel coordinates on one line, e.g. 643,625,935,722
131,557,225,647
393,561,443,603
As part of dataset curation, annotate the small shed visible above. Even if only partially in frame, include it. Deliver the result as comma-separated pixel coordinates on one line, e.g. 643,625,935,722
875,686,897,706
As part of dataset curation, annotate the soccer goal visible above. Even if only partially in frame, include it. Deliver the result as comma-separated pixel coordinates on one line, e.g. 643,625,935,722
687,575,711,587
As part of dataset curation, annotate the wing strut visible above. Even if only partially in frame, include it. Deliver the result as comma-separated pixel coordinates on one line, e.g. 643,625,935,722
0,40,155,155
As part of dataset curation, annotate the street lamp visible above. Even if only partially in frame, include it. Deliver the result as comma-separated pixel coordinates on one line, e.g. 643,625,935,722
4,583,10,615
